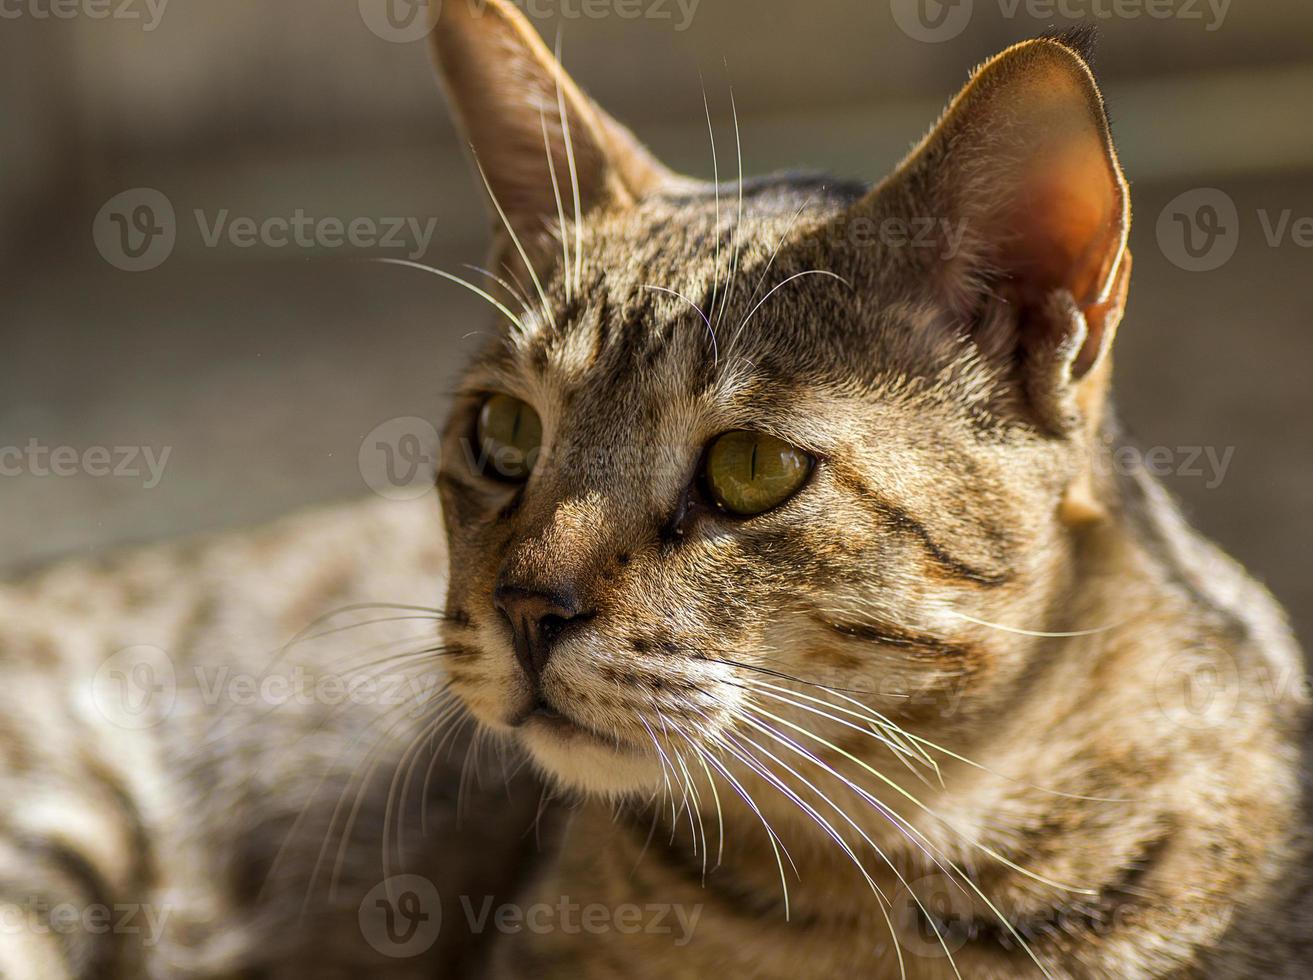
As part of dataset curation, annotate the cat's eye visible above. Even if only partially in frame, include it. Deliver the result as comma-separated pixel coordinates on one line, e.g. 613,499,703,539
476,394,542,481
703,430,813,517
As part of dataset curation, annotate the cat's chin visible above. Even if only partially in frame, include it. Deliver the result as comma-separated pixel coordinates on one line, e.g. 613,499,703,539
519,727,666,797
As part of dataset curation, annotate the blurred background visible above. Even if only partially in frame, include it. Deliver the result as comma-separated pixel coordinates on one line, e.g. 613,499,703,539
1,0,1310,643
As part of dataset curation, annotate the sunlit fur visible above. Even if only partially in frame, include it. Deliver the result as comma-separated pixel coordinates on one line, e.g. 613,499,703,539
0,11,1308,980
433,7,1311,979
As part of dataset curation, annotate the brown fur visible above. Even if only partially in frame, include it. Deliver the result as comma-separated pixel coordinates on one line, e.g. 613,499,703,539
430,4,1311,977
0,4,1307,978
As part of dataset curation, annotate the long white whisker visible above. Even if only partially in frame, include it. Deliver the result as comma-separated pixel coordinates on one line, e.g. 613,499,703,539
539,106,572,304
463,263,534,319
737,269,850,338
701,78,722,331
734,711,968,980
716,78,745,330
728,195,814,356
696,741,796,918
553,33,585,297
731,677,941,785
668,719,726,869
373,258,526,333
471,155,557,331
642,285,717,367
948,610,1122,638
747,703,1070,979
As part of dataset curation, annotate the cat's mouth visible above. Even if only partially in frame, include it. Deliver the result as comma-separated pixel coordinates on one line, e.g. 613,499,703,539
511,695,631,749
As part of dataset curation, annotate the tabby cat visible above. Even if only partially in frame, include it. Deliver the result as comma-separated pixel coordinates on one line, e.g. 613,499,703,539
2,2,1308,977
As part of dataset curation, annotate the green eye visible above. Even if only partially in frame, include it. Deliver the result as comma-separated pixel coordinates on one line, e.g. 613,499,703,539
704,430,813,516
476,394,542,481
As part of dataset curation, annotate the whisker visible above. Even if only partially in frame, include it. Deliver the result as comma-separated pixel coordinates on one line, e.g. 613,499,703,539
948,609,1123,638
701,76,722,331
693,739,797,919
734,707,968,980
715,77,745,331
743,704,1075,979
638,714,683,829
552,32,585,297
373,257,527,333
463,263,534,319
728,195,815,355
382,696,465,882
734,679,940,786
736,269,851,339
702,654,904,699
539,104,573,304
471,154,557,331
642,285,717,367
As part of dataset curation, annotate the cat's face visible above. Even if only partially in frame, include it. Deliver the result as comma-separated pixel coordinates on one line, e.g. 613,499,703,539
431,4,1130,798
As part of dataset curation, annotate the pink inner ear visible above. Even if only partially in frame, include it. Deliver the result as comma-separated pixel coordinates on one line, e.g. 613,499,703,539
999,128,1123,309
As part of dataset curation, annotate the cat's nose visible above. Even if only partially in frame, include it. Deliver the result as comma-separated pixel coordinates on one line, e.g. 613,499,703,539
493,582,590,682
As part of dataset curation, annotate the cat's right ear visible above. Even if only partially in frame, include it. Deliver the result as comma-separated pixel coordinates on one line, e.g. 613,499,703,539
832,34,1130,438
430,0,680,239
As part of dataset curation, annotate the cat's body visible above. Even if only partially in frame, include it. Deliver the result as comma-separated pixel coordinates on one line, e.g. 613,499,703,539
2,3,1309,977
0,498,545,978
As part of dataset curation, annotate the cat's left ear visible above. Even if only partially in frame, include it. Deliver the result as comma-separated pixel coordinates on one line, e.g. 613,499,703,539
429,0,681,239
844,34,1131,434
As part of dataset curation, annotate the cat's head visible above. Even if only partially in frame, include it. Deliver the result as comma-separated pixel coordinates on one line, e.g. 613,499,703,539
430,1,1130,797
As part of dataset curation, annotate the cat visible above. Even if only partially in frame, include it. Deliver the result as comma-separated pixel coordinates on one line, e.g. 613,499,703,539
2,1,1309,977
